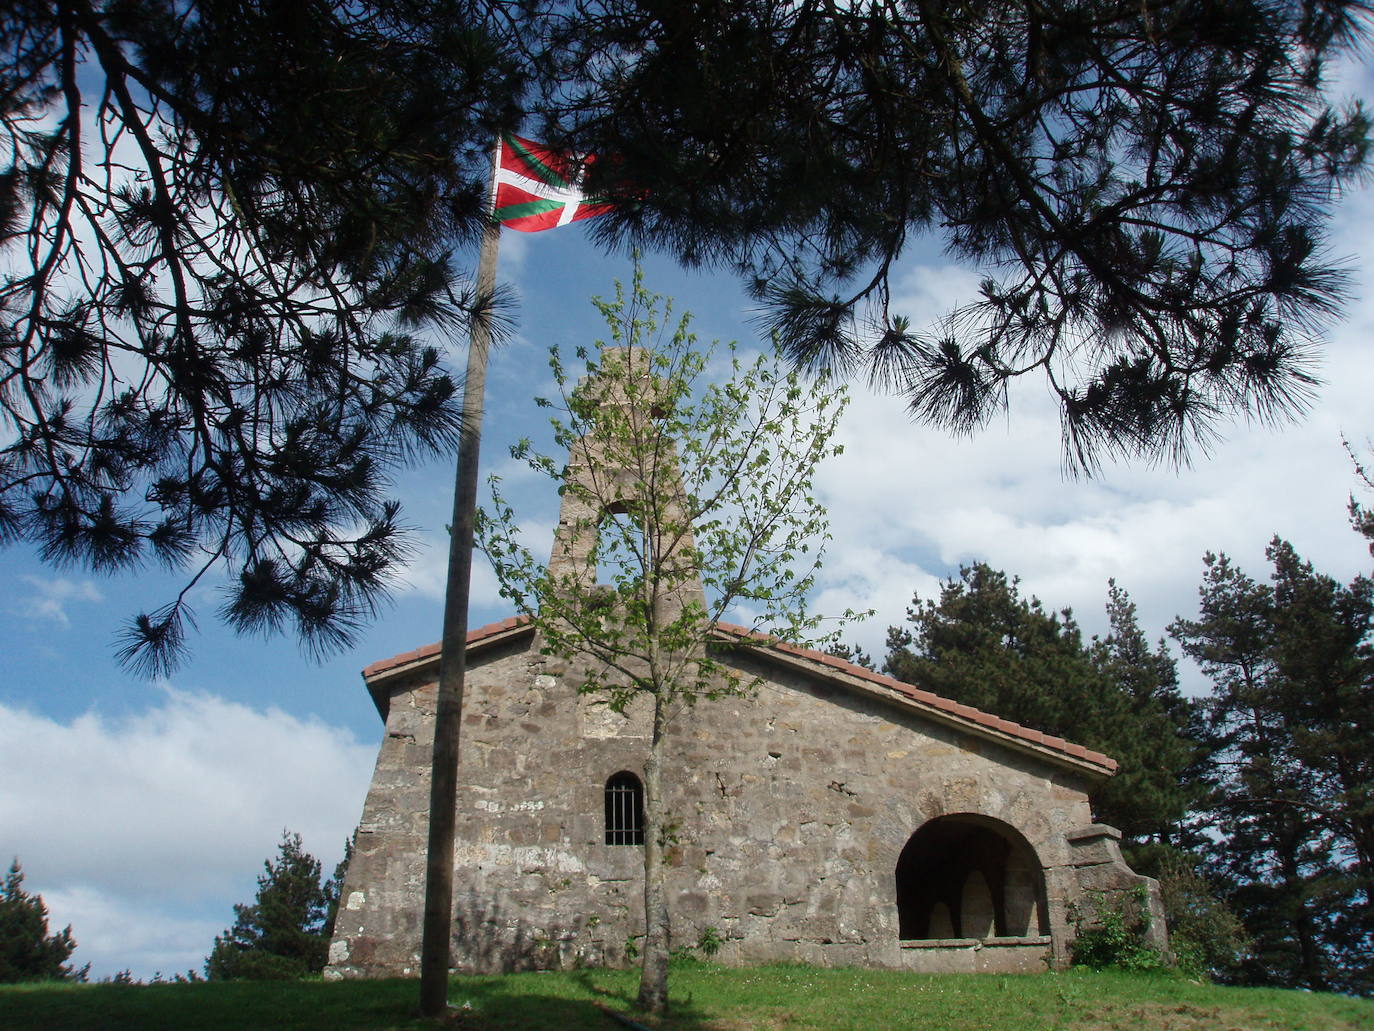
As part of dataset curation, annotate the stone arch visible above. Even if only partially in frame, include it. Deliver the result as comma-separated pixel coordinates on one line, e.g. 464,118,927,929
604,770,645,845
895,813,1048,940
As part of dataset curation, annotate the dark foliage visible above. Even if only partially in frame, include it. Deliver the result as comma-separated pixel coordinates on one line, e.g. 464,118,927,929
0,859,88,983
205,831,348,981
0,0,528,672
1171,540,1374,994
545,0,1369,471
884,565,1202,845
1129,843,1252,982
5,3,1370,676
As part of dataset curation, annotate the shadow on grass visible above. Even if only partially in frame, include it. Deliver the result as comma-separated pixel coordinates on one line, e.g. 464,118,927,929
454,971,717,1030
0,975,718,1031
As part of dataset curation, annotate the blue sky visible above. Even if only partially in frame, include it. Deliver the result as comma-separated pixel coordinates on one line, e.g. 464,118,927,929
5,139,1374,978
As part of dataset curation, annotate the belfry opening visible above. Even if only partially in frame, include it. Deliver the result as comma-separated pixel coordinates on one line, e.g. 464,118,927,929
895,814,1049,940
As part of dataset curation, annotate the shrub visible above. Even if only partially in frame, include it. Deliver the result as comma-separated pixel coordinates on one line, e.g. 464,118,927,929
1069,885,1165,972
1152,851,1250,981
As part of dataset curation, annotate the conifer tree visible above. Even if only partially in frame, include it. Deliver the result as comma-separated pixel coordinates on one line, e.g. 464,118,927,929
547,0,1370,472
1171,541,1374,994
0,860,87,983
6,2,1370,678
0,0,527,672
206,832,333,981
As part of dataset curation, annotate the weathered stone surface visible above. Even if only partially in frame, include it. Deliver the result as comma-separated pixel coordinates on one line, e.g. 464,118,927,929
325,626,1165,977
325,348,1161,978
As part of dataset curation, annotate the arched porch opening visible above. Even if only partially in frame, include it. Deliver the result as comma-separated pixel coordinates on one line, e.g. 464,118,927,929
895,813,1048,940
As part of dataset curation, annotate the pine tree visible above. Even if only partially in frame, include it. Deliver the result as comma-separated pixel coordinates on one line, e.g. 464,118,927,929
205,832,334,981
0,859,87,983
884,565,1199,845
1,1,527,673
1088,581,1206,847
7,3,1371,678
1170,541,1374,993
546,1,1369,471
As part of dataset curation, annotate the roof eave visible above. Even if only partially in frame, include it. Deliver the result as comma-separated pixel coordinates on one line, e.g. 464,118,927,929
360,617,535,721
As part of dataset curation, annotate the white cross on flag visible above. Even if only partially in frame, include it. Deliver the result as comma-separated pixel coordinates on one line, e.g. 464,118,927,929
493,134,615,232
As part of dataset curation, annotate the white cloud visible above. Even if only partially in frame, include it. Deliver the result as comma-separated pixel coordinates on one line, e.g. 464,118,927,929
889,262,984,329
812,242,1374,671
0,688,375,980
395,519,553,611
15,576,104,627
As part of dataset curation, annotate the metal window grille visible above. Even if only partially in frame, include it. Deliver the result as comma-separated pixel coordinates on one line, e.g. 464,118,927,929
604,771,645,846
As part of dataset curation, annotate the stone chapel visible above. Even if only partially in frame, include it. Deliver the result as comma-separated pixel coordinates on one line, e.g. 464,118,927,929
325,349,1165,980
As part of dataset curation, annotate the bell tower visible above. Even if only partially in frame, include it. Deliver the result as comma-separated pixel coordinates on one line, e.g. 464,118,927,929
543,346,706,622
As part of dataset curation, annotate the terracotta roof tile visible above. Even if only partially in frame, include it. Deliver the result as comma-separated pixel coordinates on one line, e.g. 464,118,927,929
711,621,1117,774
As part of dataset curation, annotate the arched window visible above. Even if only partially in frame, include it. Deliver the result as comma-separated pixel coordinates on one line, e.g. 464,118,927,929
595,503,648,589
604,771,645,845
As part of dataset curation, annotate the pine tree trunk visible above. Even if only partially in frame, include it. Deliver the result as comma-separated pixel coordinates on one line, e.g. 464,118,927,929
1275,825,1327,991
636,707,672,1014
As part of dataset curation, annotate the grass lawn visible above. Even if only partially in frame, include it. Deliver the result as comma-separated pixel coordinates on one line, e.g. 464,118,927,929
1,963,1370,1031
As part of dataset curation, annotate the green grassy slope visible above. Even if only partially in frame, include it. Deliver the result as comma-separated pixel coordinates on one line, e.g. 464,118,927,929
1,964,1370,1031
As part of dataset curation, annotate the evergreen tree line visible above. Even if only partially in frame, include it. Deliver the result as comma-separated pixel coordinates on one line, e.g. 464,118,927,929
876,487,1374,993
0,832,352,984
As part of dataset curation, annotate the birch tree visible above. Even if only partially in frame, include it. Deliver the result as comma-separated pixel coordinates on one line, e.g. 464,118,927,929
478,269,854,1014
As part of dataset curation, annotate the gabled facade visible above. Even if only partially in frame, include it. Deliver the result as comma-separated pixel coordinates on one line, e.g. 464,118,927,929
325,347,1164,978
326,616,1164,977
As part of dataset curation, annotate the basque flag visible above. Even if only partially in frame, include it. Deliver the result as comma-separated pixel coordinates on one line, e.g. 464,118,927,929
493,134,616,232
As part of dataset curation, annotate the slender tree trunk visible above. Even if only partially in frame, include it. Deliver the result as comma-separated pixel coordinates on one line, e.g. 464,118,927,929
637,699,672,1014
1274,824,1326,991
418,215,500,1017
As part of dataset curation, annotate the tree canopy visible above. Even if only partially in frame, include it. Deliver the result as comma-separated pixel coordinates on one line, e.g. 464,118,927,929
4,2,1369,672
1,0,526,672
548,0,1370,471
0,859,87,983
1171,539,1374,994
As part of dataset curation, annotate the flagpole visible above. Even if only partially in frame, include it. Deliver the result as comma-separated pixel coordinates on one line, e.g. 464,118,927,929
419,139,502,1017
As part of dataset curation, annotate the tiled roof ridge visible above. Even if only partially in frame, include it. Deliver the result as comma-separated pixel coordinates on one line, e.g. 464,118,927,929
359,614,1116,773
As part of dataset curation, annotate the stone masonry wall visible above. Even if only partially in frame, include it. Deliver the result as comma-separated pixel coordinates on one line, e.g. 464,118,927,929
326,634,1109,978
